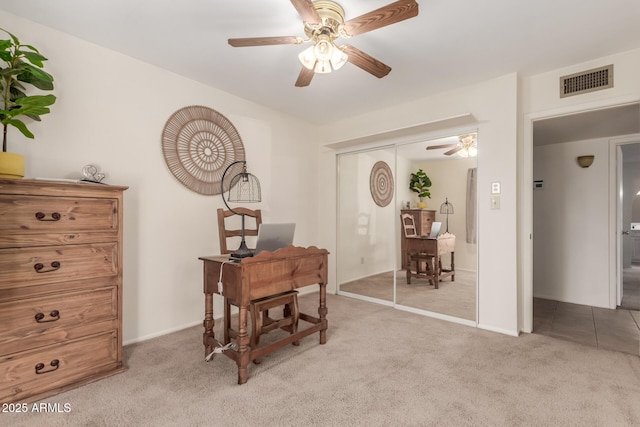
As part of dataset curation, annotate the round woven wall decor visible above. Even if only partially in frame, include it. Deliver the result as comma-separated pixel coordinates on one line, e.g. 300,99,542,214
161,105,245,195
370,161,394,207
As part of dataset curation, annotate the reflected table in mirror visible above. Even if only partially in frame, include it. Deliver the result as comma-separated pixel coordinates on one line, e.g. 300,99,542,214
405,234,455,288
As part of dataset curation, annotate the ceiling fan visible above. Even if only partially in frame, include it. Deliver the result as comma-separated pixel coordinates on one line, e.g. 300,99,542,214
228,0,419,87
426,133,478,157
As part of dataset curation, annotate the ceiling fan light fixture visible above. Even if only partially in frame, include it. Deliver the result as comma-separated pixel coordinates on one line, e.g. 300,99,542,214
298,45,317,69
314,36,334,60
330,46,348,70
299,37,347,73
314,59,332,73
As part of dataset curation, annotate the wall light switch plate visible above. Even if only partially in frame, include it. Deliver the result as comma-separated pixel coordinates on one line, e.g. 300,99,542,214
490,195,500,210
491,182,501,194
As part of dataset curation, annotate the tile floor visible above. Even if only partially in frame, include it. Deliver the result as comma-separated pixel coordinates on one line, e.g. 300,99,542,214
533,298,640,356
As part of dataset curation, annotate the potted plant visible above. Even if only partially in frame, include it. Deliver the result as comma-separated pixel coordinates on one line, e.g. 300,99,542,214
0,28,56,179
409,168,432,208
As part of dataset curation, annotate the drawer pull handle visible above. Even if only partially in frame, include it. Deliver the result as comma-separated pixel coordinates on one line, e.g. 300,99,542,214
35,211,61,221
34,261,61,273
35,359,59,374
35,310,60,323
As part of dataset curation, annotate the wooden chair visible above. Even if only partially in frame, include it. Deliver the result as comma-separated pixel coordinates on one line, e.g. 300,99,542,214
216,208,299,363
401,213,435,285
217,207,262,255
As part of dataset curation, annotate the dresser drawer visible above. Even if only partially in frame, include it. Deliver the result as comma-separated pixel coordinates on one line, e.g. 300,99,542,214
0,243,118,290
0,286,117,355
1,331,119,403
0,195,119,248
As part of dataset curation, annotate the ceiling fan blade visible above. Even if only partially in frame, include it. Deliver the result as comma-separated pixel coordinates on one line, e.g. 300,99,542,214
343,0,419,37
444,146,463,156
426,143,457,150
342,45,391,78
295,66,314,87
290,0,322,25
228,36,302,47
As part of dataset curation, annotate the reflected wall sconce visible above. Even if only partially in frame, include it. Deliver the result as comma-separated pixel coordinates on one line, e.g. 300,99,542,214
577,155,594,168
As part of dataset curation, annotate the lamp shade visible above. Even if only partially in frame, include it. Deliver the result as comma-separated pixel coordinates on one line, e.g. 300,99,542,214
577,155,594,168
220,160,261,258
227,168,261,203
440,197,454,233
440,198,454,214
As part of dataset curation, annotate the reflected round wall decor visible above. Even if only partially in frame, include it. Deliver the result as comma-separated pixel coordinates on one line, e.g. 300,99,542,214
161,105,245,195
370,161,394,207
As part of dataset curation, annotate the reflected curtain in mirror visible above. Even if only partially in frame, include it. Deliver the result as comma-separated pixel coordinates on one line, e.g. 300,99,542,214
466,168,477,244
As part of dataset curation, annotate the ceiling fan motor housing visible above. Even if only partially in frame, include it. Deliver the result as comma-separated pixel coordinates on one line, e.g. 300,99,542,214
304,0,346,41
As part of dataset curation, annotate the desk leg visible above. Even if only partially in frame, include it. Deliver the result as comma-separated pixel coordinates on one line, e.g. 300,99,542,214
451,252,455,281
433,257,439,290
203,292,214,357
319,283,328,345
236,304,250,385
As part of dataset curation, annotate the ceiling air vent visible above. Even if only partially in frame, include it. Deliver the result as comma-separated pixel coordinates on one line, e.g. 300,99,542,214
560,65,613,98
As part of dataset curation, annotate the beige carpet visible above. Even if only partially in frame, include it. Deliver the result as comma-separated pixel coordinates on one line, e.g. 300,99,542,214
340,270,476,321
6,293,640,426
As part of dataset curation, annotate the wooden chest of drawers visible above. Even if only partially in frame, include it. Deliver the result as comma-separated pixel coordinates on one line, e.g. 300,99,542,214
0,179,127,403
400,209,436,269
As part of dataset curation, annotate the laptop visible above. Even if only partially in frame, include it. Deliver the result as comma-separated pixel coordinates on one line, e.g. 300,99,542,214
253,223,296,255
429,222,442,237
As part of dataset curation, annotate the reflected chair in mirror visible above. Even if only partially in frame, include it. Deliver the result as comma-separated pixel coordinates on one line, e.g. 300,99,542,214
216,208,299,363
401,213,435,285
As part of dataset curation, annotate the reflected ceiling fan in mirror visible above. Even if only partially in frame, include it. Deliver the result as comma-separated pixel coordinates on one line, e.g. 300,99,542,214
426,133,478,157
228,0,419,87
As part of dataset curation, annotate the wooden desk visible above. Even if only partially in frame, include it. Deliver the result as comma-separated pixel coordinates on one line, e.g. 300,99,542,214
200,245,329,384
405,234,455,288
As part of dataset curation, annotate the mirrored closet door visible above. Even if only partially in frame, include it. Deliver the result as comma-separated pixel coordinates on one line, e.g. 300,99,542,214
337,147,396,304
336,132,478,324
395,135,477,322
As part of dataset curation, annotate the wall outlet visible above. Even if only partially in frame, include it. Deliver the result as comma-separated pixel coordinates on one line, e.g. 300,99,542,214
360,257,365,264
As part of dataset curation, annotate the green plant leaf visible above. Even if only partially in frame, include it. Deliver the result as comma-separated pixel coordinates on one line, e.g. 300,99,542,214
2,118,34,138
15,94,56,106
20,51,47,68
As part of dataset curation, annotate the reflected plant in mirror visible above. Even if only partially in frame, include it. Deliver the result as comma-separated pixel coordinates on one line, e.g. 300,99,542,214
409,168,432,208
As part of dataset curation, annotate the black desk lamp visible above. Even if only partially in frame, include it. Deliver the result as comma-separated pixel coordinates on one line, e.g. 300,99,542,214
220,160,261,258
440,197,454,233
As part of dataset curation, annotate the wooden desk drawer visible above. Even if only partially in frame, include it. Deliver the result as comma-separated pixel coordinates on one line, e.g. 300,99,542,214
0,195,119,248
0,243,118,290
0,286,117,355
0,331,119,403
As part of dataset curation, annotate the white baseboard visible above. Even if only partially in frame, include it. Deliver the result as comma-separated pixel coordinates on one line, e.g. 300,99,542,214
124,320,203,346
477,323,519,337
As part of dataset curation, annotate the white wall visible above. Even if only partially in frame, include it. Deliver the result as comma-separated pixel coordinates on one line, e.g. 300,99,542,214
319,74,520,336
533,138,610,307
2,12,320,344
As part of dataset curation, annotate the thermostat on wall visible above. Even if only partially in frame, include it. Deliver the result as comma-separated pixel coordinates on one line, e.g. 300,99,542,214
533,180,544,190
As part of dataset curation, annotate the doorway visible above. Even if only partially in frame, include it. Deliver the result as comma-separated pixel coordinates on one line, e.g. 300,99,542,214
528,104,640,355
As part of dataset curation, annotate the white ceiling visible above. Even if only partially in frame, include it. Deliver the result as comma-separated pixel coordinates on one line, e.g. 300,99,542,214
3,0,640,126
